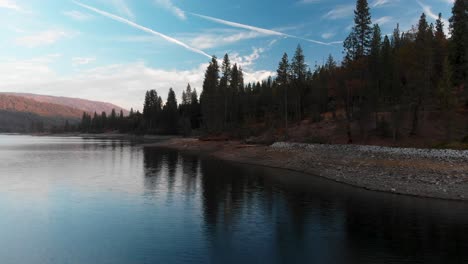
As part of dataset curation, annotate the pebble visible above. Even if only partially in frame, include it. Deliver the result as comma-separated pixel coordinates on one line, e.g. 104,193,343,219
271,142,468,162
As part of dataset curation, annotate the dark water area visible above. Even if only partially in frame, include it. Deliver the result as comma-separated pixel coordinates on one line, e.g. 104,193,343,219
0,135,468,264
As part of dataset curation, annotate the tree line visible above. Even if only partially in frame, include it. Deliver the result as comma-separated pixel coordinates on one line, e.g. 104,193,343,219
79,0,467,142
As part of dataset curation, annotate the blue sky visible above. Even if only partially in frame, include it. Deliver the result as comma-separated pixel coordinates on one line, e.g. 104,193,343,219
0,0,454,110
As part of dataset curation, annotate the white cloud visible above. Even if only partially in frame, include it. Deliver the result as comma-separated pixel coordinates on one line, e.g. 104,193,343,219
321,32,335,39
0,54,273,110
154,0,185,20
227,48,276,82
74,1,211,58
63,10,93,21
0,0,21,11
230,48,264,68
0,55,61,86
72,57,96,66
323,5,354,20
15,30,74,48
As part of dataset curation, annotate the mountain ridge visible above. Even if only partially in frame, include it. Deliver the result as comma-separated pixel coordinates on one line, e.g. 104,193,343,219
0,92,129,132
1,92,129,116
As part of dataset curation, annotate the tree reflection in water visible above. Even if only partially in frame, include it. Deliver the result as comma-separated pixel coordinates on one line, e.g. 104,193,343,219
143,147,468,264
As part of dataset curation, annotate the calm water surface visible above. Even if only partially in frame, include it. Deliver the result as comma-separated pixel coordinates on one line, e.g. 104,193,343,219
0,135,468,264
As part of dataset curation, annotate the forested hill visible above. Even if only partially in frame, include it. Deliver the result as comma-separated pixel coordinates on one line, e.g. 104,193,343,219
1,93,128,116
0,93,128,133
0,94,84,118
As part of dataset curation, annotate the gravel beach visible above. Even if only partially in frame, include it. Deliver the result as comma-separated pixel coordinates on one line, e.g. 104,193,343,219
149,138,468,201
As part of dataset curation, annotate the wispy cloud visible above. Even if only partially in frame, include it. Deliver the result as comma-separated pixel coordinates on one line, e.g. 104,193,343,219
297,0,321,4
190,13,285,37
112,29,266,50
72,57,96,66
374,16,393,25
0,0,21,11
63,10,93,21
154,0,185,20
371,0,395,8
323,5,354,20
321,32,336,39
180,29,265,50
108,0,134,20
15,30,74,48
190,12,339,46
74,1,211,58
416,0,449,33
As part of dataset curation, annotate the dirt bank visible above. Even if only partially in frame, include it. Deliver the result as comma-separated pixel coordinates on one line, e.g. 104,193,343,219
147,138,468,201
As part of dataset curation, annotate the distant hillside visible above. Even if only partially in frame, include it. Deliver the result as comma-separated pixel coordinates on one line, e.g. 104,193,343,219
1,92,129,116
0,94,84,118
0,110,77,133
0,93,128,132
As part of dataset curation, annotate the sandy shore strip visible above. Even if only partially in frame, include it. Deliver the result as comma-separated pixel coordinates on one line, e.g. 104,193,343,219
146,138,468,201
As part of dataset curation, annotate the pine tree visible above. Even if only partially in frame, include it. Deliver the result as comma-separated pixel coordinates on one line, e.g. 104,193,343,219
370,24,382,72
110,109,117,129
143,91,151,119
433,13,448,92
391,23,401,50
369,24,382,124
380,35,393,103
200,56,220,131
449,0,468,90
230,64,240,126
190,88,201,129
291,45,308,120
410,13,434,135
344,0,372,61
220,54,232,128
185,83,192,105
92,112,99,131
325,54,337,70
277,53,291,134
438,58,456,140
291,45,307,82
163,88,179,134
101,111,107,131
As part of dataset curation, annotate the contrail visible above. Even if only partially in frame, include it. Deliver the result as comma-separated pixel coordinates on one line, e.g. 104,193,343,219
189,12,340,46
73,1,212,59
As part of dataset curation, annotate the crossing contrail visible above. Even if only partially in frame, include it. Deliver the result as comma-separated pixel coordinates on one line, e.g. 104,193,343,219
189,12,341,46
73,1,212,59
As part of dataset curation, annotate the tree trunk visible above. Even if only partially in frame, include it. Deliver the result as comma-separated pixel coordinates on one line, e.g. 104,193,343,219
410,100,421,136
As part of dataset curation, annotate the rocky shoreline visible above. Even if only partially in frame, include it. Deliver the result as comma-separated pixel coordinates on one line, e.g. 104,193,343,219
148,138,468,201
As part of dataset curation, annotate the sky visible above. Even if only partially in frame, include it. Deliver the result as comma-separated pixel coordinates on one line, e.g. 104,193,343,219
0,0,455,110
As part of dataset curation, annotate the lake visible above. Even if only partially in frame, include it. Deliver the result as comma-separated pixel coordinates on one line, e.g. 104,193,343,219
0,135,467,264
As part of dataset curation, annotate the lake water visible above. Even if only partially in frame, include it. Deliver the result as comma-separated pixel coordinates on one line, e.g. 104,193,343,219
1,135,468,264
